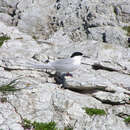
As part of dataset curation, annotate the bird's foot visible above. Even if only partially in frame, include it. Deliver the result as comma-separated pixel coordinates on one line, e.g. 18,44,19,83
65,72,73,77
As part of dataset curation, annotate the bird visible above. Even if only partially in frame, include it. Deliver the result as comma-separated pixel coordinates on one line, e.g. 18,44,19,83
26,52,83,75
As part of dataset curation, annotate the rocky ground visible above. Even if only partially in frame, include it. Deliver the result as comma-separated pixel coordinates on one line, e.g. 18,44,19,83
0,0,130,130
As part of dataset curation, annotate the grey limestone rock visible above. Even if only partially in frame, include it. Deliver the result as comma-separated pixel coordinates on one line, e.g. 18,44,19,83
0,0,130,46
0,0,130,129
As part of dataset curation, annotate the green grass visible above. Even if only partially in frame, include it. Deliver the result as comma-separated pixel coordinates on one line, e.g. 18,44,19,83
22,119,32,129
0,79,20,93
83,107,106,116
33,121,57,130
124,116,130,124
22,119,58,130
123,26,130,36
0,35,10,47
64,126,73,130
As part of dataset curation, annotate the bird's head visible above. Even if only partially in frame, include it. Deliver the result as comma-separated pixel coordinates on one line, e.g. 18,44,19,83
70,52,83,64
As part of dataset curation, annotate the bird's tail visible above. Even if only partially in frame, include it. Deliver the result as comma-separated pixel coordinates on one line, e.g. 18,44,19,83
25,61,54,70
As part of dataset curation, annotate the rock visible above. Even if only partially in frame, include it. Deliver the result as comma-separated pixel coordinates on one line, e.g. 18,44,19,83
0,0,130,130
65,42,130,94
119,4,130,23
0,13,13,25
113,1,130,24
1,0,129,46
93,91,130,105
88,26,128,46
0,100,23,130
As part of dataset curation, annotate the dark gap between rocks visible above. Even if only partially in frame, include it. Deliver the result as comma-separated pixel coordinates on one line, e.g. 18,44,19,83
116,112,130,119
0,66,46,72
92,63,117,72
93,96,126,105
2,67,31,71
102,32,107,43
67,87,115,94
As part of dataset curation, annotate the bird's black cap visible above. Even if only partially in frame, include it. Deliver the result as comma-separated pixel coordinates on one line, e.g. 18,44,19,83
71,52,83,58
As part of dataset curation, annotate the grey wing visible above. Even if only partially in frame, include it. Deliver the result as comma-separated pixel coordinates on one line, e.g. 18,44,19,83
51,58,74,72
52,58,72,66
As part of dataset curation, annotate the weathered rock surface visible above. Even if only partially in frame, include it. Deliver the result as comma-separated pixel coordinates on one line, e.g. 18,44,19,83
0,0,130,46
0,0,130,130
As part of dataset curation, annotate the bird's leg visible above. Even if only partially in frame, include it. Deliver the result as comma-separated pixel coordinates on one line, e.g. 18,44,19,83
54,72,65,84
54,72,68,89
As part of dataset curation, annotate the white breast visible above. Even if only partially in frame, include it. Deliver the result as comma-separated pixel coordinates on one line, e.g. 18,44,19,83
72,56,82,65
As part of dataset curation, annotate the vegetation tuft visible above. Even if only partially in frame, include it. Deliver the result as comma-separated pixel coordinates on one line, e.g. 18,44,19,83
33,121,57,130
0,35,10,47
64,126,73,130
123,26,130,36
0,79,20,93
83,107,106,116
22,119,32,129
124,116,130,124
22,119,58,130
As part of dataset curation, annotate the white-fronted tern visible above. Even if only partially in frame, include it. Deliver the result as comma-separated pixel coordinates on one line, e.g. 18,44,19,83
26,52,83,74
